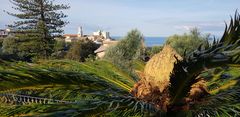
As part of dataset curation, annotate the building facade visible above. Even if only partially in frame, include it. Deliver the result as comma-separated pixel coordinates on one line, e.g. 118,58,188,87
0,29,10,38
93,30,110,39
94,39,118,58
63,27,118,59
63,27,111,43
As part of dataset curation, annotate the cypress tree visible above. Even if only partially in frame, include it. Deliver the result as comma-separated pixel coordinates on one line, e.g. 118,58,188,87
5,0,69,58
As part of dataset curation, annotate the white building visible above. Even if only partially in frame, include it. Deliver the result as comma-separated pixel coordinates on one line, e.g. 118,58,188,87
0,29,10,38
63,27,111,43
93,30,110,39
94,39,118,58
63,27,83,42
63,27,118,58
78,26,83,37
63,34,80,42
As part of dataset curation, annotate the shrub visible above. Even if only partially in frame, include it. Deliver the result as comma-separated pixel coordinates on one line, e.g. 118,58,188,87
0,37,4,54
104,29,144,70
65,39,99,62
0,37,4,47
2,35,44,61
166,28,210,56
146,45,163,58
53,39,66,52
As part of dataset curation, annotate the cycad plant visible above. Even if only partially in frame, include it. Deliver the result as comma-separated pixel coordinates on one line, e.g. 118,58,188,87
0,12,240,116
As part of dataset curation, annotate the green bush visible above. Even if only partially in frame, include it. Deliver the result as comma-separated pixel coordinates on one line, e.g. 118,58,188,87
2,35,45,61
65,39,99,62
0,38,4,54
0,37,4,47
104,29,144,70
53,39,66,52
146,45,163,57
166,28,210,56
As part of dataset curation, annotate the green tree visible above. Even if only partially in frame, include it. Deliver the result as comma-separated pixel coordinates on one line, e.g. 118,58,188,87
166,28,210,56
66,40,99,62
0,38,3,47
2,35,44,61
53,39,66,52
104,29,144,70
5,0,69,58
0,38,4,55
146,45,163,57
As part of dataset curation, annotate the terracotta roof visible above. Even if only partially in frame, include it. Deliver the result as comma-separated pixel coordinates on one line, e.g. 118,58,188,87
94,41,118,53
102,40,118,44
63,34,79,37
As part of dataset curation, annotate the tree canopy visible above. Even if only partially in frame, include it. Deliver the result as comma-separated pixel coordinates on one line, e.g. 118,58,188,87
66,40,100,62
104,29,145,70
4,0,69,59
6,0,69,36
166,28,210,56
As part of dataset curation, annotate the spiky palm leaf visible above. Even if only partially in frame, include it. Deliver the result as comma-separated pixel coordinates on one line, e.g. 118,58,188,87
0,60,158,116
168,11,240,115
191,85,240,117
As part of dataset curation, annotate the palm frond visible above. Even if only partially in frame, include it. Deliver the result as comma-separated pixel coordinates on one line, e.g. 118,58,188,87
169,57,202,105
191,86,240,117
0,60,161,116
0,61,127,93
0,94,158,116
169,11,240,110
37,60,135,90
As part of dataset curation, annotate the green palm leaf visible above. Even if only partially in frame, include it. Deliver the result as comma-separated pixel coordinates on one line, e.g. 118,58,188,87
169,11,240,111
0,60,160,116
191,86,240,116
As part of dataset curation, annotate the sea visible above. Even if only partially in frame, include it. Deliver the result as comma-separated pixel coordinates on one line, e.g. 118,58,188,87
112,36,167,47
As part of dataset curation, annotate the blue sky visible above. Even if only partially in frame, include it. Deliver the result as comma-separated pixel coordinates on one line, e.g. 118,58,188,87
0,0,240,37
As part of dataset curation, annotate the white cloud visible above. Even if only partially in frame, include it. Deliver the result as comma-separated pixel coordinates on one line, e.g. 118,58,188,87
174,25,196,31
174,21,225,30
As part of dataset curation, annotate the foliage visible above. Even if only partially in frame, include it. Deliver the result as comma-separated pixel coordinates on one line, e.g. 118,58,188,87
65,40,100,62
132,60,145,72
0,60,156,116
206,66,240,94
35,20,53,57
166,28,210,56
6,0,69,36
146,45,163,57
0,38,4,54
50,39,67,59
4,0,69,58
104,29,144,71
39,60,137,89
0,37,3,47
151,46,163,56
51,51,67,60
167,11,240,116
53,39,66,52
2,35,46,61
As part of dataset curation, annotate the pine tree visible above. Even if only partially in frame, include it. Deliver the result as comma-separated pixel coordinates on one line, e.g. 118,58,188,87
5,0,69,58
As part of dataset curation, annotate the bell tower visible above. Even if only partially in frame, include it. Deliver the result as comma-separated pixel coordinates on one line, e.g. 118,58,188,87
78,26,83,37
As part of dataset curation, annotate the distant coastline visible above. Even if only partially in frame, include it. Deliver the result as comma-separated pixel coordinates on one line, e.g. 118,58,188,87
112,36,167,47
